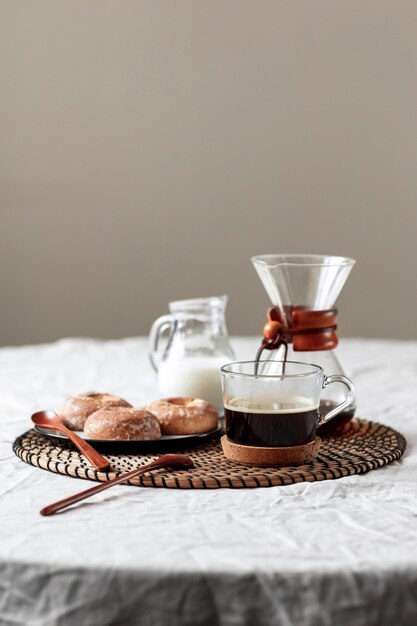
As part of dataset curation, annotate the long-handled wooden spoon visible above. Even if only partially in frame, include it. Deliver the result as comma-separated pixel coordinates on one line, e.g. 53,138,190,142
40,453,194,516
32,410,111,472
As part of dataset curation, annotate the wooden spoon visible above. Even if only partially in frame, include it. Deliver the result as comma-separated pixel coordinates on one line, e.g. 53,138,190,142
40,453,194,516
32,410,110,472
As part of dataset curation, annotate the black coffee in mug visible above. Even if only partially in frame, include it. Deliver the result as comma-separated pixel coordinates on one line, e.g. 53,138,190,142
221,361,355,449
224,402,318,447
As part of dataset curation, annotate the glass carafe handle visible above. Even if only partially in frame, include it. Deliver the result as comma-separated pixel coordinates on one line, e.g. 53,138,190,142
318,375,356,426
148,315,173,372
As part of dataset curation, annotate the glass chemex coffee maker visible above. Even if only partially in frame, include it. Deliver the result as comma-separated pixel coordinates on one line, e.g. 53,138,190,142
252,254,356,435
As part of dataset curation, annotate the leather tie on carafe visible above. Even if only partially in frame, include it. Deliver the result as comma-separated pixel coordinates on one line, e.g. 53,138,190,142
256,306,339,361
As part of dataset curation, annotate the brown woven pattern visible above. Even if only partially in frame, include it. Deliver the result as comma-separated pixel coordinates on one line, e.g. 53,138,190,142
13,419,406,489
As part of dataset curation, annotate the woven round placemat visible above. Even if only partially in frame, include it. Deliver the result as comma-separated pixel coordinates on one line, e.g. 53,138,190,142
13,418,406,489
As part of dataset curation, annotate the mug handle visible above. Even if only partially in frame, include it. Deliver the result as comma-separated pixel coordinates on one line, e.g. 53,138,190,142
148,315,173,372
318,374,356,426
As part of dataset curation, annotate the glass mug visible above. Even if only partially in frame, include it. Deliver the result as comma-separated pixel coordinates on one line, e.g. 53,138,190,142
220,360,355,448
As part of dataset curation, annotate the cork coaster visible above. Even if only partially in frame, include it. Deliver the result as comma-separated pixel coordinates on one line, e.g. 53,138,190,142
221,435,321,466
13,418,406,489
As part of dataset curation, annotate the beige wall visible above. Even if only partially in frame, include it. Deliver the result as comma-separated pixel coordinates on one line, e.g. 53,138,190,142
1,1,416,346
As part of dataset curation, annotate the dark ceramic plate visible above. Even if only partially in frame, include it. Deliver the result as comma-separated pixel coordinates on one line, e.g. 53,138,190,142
34,424,223,453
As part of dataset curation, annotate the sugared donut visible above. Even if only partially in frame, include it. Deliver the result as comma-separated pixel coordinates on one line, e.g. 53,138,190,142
84,407,161,441
59,392,132,431
145,397,218,435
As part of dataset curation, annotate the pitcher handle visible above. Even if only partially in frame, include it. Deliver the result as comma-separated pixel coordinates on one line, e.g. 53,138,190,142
318,374,356,426
148,315,173,372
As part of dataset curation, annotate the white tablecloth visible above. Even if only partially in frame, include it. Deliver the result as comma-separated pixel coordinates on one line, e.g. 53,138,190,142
1,337,417,626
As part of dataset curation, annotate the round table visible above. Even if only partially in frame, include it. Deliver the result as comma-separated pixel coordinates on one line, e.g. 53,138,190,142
1,337,416,626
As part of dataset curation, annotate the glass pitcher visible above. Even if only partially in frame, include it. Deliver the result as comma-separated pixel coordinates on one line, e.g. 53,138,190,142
148,296,235,412
252,254,356,434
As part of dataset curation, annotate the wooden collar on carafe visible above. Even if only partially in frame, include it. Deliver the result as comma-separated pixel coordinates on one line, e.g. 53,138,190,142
260,306,339,353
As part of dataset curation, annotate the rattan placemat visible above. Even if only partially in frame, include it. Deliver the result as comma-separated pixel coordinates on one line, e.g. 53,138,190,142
13,418,406,489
